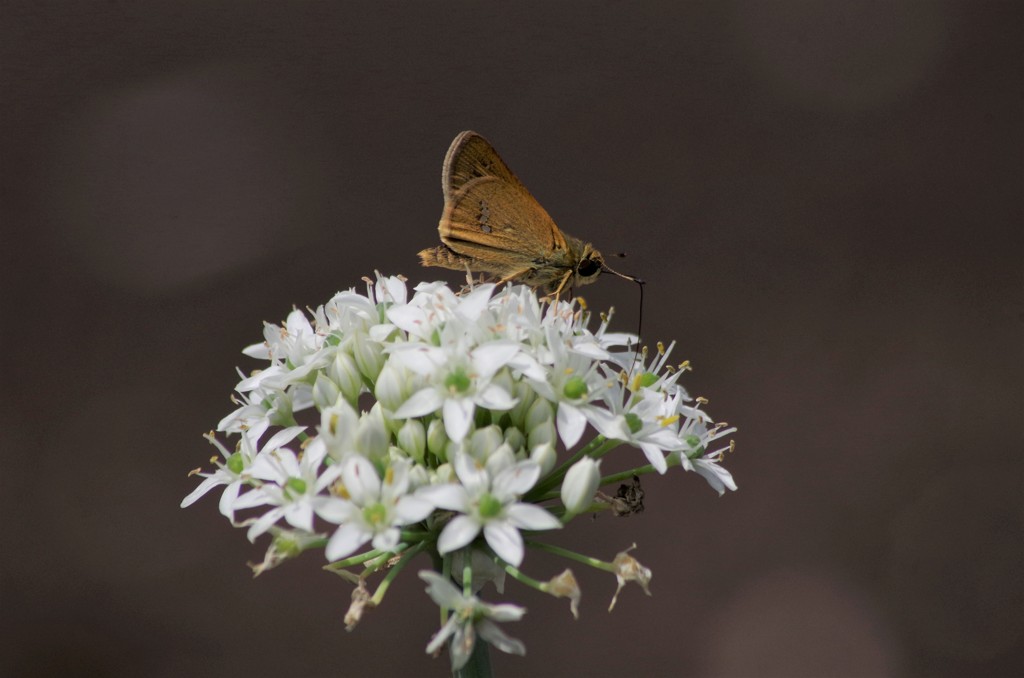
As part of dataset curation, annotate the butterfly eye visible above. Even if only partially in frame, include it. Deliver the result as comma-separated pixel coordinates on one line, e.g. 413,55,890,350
577,258,600,278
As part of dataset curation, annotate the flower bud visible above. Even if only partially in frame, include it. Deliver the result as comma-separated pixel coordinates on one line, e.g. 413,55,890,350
503,426,526,455
374,361,409,411
352,331,385,383
529,442,557,476
355,403,389,461
327,350,363,405
508,380,537,429
427,418,448,460
561,457,601,517
525,397,553,432
469,425,504,461
397,419,426,463
312,372,341,411
527,418,556,450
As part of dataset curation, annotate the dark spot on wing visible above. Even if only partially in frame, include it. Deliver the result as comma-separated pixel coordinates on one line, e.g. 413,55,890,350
477,200,491,233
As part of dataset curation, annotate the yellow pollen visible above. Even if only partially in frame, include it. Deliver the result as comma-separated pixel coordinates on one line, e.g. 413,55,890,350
696,396,709,405
657,341,665,355
564,367,574,375
384,466,395,485
658,415,680,427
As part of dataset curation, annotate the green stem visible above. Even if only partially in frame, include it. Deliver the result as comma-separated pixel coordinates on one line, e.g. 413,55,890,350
369,540,427,606
526,540,615,573
503,564,546,591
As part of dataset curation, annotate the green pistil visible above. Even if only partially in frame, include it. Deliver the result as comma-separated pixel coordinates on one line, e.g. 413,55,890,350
362,503,388,527
562,376,588,400
625,412,643,434
226,451,244,474
477,493,502,519
286,477,307,495
445,367,472,394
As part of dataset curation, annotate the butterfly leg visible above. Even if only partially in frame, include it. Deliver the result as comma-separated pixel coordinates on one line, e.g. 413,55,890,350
496,268,535,288
548,270,574,301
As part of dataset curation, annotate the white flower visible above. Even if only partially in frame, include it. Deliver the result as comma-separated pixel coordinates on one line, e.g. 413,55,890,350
390,338,520,443
527,327,622,448
231,426,341,541
181,426,295,522
318,457,435,561
184,273,739,663
561,457,602,517
671,418,738,495
419,571,526,670
420,450,561,567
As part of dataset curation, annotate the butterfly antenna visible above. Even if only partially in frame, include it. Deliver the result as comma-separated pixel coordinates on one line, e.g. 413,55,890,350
601,263,645,392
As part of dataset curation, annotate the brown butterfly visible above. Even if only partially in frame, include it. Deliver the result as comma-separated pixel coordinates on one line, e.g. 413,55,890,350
418,131,642,298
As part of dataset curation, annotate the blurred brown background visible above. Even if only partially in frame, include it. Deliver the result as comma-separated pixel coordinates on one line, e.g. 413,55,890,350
1,2,1020,677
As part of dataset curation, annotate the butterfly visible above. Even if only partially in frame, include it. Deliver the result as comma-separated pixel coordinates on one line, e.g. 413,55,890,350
418,131,641,298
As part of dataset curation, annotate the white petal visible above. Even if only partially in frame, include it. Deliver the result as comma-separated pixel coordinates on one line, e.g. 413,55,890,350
453,451,491,495
416,483,471,512
386,304,430,338
326,522,371,561
232,487,271,510
443,397,475,443
343,456,381,504
391,344,445,375
506,503,562,531
477,619,526,656
393,387,444,419
371,527,401,553
437,515,481,554
556,402,587,448
368,322,397,342
217,479,242,521
507,353,547,382
483,521,524,566
419,570,465,608
455,283,496,321
283,502,315,532
315,497,358,524
693,460,737,495
585,409,632,441
471,342,521,379
569,339,610,361
483,603,526,623
245,507,284,542
640,442,669,474
475,384,517,411
379,275,408,305
492,461,541,499
180,475,222,508
242,341,270,359
394,495,435,524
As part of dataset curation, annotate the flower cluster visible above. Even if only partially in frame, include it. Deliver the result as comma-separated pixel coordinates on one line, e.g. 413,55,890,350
182,274,736,670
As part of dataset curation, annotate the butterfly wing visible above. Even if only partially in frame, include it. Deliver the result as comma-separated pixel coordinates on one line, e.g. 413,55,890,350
442,131,532,200
437,132,573,286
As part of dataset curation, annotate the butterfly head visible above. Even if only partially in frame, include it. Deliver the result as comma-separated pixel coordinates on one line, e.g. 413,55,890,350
574,243,645,289
574,244,605,287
